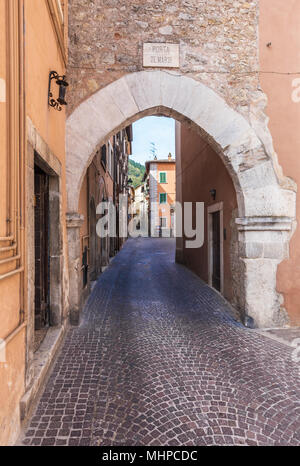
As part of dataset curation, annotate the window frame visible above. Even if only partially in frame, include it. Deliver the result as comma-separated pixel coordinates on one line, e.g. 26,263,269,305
159,171,167,184
159,192,167,204
160,217,167,228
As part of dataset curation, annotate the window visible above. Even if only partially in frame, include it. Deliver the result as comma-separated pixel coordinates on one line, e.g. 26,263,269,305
159,172,167,183
101,145,107,168
107,142,114,177
160,217,167,227
159,193,167,204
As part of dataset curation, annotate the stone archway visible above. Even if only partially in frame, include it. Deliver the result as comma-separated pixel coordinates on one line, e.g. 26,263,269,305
66,70,296,328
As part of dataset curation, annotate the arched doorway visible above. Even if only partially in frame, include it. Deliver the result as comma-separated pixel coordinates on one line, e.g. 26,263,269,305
66,71,295,328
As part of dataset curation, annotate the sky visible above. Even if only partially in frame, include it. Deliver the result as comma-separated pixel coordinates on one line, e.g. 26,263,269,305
131,116,175,166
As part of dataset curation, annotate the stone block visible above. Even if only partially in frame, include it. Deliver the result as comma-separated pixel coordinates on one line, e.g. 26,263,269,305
243,258,288,328
240,242,264,259
105,77,139,121
263,242,288,260
125,71,162,111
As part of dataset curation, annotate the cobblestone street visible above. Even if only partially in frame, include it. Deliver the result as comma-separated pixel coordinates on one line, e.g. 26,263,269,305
20,238,300,446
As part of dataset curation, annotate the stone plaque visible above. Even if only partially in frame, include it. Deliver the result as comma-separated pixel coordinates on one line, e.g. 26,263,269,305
143,43,179,68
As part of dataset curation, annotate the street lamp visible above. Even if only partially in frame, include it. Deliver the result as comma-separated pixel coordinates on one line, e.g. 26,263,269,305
48,71,69,111
210,189,216,201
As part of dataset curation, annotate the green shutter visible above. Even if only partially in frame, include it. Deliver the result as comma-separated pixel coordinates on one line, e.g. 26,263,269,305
160,172,166,183
159,193,167,204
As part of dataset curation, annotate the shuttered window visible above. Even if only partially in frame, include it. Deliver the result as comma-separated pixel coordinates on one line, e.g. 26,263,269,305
159,193,167,204
159,172,167,183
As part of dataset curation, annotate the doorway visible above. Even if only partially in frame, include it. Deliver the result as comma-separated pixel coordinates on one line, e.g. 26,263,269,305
208,202,224,294
34,165,50,330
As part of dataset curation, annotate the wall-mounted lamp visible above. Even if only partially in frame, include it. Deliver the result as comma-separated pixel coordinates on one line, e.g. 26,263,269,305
210,189,216,201
48,71,69,111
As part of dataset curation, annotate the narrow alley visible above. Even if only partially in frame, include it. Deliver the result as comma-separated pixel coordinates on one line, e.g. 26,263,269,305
20,239,299,446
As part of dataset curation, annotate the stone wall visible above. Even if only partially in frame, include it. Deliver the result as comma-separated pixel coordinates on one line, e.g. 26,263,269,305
68,0,259,118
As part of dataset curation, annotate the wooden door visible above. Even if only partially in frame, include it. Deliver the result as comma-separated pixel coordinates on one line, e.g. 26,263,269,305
34,166,50,330
212,210,221,292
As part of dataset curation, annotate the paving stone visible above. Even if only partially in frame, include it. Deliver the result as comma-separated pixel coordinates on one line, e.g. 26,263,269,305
20,238,300,446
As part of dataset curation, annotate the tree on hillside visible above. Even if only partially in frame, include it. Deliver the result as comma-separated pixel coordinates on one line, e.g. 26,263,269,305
128,158,146,188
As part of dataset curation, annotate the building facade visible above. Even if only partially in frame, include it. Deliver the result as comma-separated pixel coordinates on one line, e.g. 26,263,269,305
144,155,176,237
77,126,133,315
131,182,149,236
0,0,69,445
0,0,133,445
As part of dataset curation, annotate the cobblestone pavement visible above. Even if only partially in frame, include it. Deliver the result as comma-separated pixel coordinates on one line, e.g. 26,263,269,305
21,238,300,446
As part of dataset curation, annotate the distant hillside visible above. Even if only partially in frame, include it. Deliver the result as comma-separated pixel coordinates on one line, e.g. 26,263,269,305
128,159,145,188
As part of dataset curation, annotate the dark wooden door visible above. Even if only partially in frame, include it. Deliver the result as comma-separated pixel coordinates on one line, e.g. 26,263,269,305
212,210,221,292
34,166,50,330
